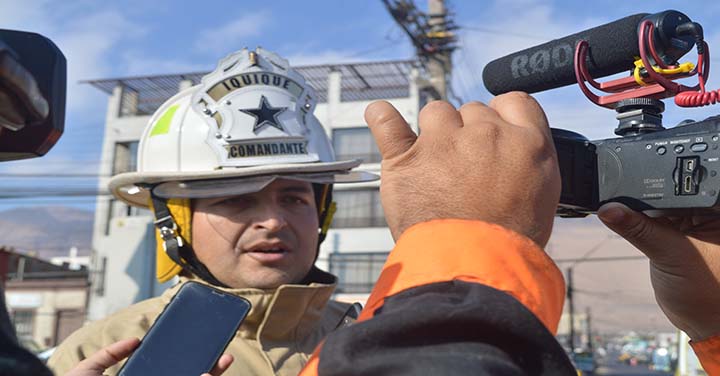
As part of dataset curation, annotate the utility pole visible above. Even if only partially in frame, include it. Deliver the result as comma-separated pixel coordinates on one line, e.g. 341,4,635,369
426,0,452,100
561,235,615,354
382,0,457,100
585,306,593,353
567,267,575,352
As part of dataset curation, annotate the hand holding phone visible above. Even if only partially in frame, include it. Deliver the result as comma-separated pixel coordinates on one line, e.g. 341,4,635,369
66,338,234,376
117,282,251,376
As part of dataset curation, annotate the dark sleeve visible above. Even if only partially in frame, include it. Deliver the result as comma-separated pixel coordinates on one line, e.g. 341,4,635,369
0,288,54,376
300,219,574,376
319,280,575,375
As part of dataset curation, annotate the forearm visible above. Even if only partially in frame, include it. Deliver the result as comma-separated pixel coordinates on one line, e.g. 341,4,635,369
301,219,573,375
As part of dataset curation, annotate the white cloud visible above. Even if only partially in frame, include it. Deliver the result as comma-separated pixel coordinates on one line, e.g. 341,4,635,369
193,12,269,55
453,2,582,100
54,10,147,114
0,2,147,117
0,0,54,32
0,153,101,175
286,49,372,66
119,51,210,76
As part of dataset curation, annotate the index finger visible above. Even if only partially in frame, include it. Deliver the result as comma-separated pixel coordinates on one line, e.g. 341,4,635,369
204,353,234,376
489,92,550,138
73,337,140,372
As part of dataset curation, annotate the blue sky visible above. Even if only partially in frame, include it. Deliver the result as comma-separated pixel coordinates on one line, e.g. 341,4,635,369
0,0,719,210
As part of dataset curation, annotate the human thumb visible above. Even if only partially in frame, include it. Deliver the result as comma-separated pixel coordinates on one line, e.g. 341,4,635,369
365,101,417,160
598,202,685,262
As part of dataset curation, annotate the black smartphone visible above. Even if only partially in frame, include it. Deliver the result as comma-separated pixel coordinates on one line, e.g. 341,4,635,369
118,281,251,376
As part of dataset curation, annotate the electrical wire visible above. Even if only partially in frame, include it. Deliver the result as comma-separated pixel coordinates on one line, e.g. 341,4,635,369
0,173,110,178
676,42,719,106
449,50,472,102
452,39,484,101
458,25,551,41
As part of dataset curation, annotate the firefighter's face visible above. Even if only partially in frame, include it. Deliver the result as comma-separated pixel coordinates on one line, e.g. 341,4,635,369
191,179,319,289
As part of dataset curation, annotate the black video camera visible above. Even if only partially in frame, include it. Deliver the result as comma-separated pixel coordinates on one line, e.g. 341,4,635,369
483,10,720,217
554,112,720,217
0,29,66,161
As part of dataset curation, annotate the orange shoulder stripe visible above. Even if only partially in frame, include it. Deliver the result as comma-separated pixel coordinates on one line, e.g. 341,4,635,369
358,219,565,334
298,340,323,376
691,336,720,374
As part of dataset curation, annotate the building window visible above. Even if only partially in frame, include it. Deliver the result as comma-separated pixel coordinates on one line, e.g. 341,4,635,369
332,127,382,163
126,205,151,217
329,252,389,293
104,198,115,235
332,188,386,228
111,141,151,217
112,141,139,175
11,310,35,343
93,256,107,297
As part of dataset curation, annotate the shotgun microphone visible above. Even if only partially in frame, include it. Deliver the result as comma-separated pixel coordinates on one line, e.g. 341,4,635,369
482,11,695,95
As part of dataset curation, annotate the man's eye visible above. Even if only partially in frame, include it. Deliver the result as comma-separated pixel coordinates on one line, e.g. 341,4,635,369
218,197,250,206
283,195,309,205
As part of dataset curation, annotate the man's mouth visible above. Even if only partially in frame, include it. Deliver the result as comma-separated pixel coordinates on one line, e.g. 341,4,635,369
251,248,286,254
245,243,291,264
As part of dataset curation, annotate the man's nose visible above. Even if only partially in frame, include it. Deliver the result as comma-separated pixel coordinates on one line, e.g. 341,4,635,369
253,206,288,232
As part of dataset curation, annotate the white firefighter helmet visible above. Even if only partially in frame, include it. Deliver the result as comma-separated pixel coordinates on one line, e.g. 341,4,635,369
109,47,375,207
107,48,377,283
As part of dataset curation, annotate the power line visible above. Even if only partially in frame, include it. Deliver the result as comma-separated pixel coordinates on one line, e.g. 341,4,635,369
567,235,619,267
458,41,484,91
453,45,482,101
458,25,551,41
0,199,98,205
0,173,110,178
0,191,110,199
347,40,404,59
383,0,457,100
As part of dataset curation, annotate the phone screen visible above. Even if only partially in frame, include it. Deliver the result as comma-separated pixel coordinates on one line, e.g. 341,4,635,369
119,282,251,376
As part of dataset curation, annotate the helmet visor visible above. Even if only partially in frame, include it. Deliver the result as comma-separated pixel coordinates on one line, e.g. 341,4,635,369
151,170,376,199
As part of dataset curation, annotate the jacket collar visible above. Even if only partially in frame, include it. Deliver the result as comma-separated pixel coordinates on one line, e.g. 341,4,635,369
160,267,338,342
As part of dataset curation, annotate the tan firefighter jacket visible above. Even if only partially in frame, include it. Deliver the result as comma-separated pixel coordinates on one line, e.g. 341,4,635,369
48,268,350,375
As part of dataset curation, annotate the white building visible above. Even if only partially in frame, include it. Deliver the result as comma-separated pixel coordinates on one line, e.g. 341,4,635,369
85,60,429,320
50,247,90,271
2,248,89,349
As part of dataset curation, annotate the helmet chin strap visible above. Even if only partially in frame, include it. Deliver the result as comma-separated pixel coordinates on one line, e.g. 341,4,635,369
150,190,229,288
314,184,335,260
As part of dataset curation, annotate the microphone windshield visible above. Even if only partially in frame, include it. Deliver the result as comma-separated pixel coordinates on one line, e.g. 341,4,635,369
482,13,648,95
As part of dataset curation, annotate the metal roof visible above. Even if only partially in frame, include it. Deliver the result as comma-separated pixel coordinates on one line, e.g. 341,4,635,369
84,60,419,116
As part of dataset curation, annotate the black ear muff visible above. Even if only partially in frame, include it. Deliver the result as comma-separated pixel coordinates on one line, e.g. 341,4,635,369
313,184,334,261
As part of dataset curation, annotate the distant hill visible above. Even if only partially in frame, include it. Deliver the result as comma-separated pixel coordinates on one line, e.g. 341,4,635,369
0,206,93,259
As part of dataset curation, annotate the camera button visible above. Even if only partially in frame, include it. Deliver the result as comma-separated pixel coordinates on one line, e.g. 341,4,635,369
657,146,667,155
691,143,708,152
674,145,685,154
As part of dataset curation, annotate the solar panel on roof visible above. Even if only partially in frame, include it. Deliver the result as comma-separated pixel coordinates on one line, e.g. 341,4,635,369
84,60,420,116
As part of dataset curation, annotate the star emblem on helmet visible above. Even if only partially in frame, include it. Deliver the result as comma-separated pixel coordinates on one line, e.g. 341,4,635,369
239,95,287,133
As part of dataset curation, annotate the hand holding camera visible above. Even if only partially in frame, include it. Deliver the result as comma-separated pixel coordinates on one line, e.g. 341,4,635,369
364,92,561,247
599,202,720,341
